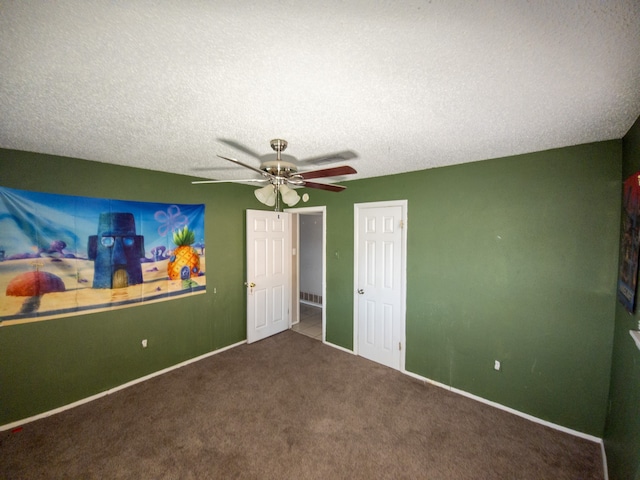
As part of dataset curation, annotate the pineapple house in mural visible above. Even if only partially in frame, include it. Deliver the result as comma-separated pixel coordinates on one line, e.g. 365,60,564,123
0,187,205,326
168,225,201,282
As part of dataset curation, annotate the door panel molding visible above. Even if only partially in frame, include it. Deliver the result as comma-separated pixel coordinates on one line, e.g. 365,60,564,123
354,200,407,371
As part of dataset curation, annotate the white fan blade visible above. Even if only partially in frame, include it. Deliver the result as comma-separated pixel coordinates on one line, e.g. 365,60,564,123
217,138,264,160
192,179,269,185
217,154,271,178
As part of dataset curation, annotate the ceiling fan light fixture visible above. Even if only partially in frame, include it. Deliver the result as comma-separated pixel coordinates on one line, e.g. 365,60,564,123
205,139,357,209
280,184,301,207
254,184,276,207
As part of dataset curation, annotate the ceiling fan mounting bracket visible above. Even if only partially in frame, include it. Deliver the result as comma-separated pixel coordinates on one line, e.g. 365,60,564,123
270,139,288,153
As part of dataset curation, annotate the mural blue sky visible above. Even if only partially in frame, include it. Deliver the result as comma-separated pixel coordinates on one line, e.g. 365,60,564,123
0,187,205,259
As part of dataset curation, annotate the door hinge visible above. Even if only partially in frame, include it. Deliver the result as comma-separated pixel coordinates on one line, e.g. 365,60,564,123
399,220,405,229
399,342,402,351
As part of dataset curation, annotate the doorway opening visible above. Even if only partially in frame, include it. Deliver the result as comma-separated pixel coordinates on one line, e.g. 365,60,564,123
287,206,326,342
294,303,322,340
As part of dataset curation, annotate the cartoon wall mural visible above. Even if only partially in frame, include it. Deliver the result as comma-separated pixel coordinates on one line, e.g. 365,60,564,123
0,187,205,326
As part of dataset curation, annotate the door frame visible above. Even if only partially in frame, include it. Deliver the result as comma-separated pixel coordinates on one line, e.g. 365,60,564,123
353,200,408,371
285,205,327,342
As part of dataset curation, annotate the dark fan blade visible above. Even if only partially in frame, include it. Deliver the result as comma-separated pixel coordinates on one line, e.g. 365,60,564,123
299,165,357,180
192,179,269,185
217,155,270,178
303,181,347,192
298,150,358,165
217,139,263,160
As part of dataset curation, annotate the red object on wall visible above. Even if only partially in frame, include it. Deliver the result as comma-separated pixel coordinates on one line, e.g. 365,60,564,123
6,271,66,297
618,171,640,313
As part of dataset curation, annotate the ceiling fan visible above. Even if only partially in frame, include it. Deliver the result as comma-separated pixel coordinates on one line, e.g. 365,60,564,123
192,139,358,211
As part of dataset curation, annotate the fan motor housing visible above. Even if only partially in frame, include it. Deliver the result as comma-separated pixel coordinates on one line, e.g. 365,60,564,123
262,160,297,177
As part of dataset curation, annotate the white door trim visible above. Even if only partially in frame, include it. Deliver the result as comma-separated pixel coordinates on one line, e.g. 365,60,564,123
353,200,408,371
285,205,326,342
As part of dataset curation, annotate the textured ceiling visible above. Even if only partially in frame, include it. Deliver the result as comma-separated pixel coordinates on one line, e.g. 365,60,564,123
1,1,640,184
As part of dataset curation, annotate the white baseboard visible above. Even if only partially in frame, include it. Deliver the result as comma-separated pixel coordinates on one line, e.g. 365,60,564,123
324,343,603,443
402,369,608,478
324,340,357,355
600,441,609,480
402,369,601,442
300,299,322,307
325,345,609,478
0,339,247,432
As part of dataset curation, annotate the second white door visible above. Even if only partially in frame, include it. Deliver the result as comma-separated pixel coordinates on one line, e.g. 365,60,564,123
355,201,407,370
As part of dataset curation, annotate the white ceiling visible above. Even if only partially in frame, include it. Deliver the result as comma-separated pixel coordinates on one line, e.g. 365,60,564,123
1,1,639,184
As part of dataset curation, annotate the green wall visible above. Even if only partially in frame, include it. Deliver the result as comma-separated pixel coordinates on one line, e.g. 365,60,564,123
1,141,622,440
309,141,621,437
0,149,255,425
604,115,640,480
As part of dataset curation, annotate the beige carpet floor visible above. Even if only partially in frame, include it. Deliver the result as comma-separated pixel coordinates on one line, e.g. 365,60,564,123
1,330,604,479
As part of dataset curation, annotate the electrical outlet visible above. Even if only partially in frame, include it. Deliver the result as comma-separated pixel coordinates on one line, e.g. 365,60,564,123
141,339,148,348
494,360,501,371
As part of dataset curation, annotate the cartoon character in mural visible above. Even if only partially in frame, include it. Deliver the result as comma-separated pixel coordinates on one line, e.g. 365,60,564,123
88,212,145,289
167,225,200,286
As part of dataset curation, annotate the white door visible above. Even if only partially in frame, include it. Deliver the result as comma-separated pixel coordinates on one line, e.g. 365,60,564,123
246,209,291,344
354,201,407,370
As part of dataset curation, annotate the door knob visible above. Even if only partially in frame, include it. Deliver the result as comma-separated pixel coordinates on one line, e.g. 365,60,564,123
358,289,364,294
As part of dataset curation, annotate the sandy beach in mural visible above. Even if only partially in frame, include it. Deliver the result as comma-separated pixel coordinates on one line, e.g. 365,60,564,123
0,256,206,326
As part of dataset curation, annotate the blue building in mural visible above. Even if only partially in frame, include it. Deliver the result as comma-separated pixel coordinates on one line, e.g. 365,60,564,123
88,212,145,289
